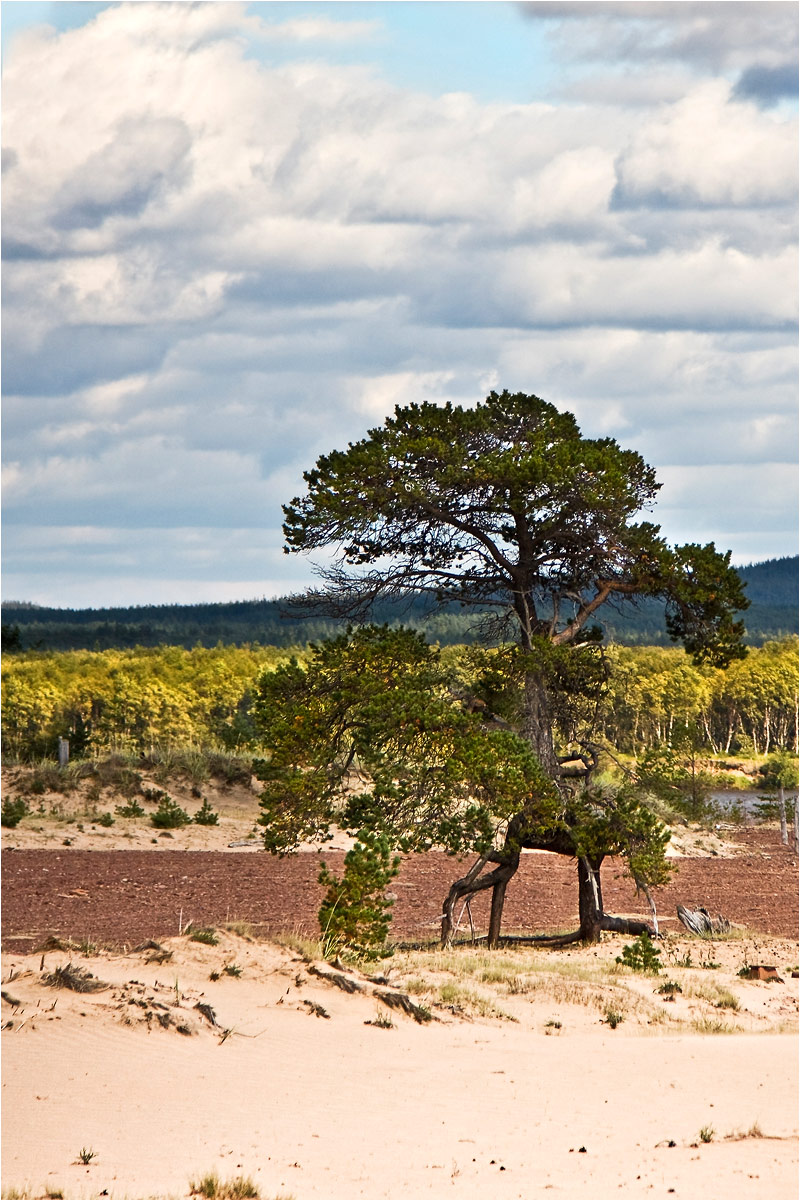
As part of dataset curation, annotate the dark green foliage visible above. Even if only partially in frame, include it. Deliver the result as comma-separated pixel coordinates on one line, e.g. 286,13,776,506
115,798,146,818
569,786,673,892
1,798,29,827
253,625,559,858
616,933,663,975
95,810,115,827
1,623,22,653
142,787,171,804
282,390,748,670
318,829,401,958
188,928,219,945
758,750,799,791
193,798,220,826
150,794,191,829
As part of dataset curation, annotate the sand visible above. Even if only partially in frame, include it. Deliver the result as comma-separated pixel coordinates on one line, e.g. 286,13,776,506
2,931,797,1201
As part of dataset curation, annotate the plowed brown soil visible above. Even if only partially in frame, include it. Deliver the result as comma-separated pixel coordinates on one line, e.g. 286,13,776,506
2,826,796,952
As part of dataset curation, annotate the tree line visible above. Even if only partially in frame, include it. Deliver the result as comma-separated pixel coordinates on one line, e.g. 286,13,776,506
3,636,796,765
2,555,797,653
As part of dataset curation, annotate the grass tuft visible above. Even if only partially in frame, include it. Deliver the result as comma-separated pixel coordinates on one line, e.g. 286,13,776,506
188,927,220,946
189,1170,259,1198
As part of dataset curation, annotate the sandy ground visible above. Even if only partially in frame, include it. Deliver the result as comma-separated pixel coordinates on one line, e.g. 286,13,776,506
2,931,797,1201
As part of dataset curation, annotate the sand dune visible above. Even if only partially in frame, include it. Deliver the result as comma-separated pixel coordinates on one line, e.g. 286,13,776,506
2,931,797,1201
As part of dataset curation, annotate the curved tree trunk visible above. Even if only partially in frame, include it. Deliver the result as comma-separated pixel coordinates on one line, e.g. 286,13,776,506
441,851,521,947
577,855,604,942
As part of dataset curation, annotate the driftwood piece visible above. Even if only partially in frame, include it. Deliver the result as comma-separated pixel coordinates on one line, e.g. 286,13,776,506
302,999,331,1019
676,905,731,936
308,965,364,994
194,1001,219,1027
308,963,436,1023
373,990,436,1023
599,915,655,936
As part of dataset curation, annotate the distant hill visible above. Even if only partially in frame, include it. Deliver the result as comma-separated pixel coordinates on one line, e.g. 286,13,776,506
2,556,797,653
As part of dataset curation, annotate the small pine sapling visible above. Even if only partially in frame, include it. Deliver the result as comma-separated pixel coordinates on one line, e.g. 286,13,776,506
318,828,400,960
193,798,220,826
616,932,662,975
151,795,191,829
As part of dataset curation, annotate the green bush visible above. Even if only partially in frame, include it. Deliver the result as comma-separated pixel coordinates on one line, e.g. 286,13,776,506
1,798,29,828
189,928,219,946
151,795,191,829
193,798,219,826
115,798,146,818
318,829,400,960
95,811,115,827
616,932,662,975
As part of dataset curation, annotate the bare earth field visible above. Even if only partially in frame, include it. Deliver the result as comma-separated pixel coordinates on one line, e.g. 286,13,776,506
1,772,798,1200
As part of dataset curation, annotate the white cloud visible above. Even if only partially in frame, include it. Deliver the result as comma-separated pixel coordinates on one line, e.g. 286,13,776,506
615,81,798,209
261,16,380,44
1,2,796,604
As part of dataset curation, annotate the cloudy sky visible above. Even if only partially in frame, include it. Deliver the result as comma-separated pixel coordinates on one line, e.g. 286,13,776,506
2,0,797,608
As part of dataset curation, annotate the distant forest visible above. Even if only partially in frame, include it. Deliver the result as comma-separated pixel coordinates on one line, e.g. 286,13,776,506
2,556,797,653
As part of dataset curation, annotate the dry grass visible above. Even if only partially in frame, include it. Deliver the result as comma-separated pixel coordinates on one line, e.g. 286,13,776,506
371,933,796,1036
189,1170,260,1199
725,1121,765,1141
437,980,515,1020
272,932,324,962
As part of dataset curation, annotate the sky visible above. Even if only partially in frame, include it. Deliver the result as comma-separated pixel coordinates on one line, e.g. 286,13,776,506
2,0,798,608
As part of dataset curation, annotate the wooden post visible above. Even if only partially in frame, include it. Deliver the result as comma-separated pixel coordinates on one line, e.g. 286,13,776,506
58,737,69,768
778,785,788,845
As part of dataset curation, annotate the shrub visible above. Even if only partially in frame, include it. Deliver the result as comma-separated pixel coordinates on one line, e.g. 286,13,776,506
193,798,220,826
616,932,662,975
206,753,253,787
95,811,115,827
1,798,29,828
189,928,219,946
603,1008,625,1028
115,798,146,818
142,786,171,804
317,828,400,960
151,795,191,829
93,758,142,797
